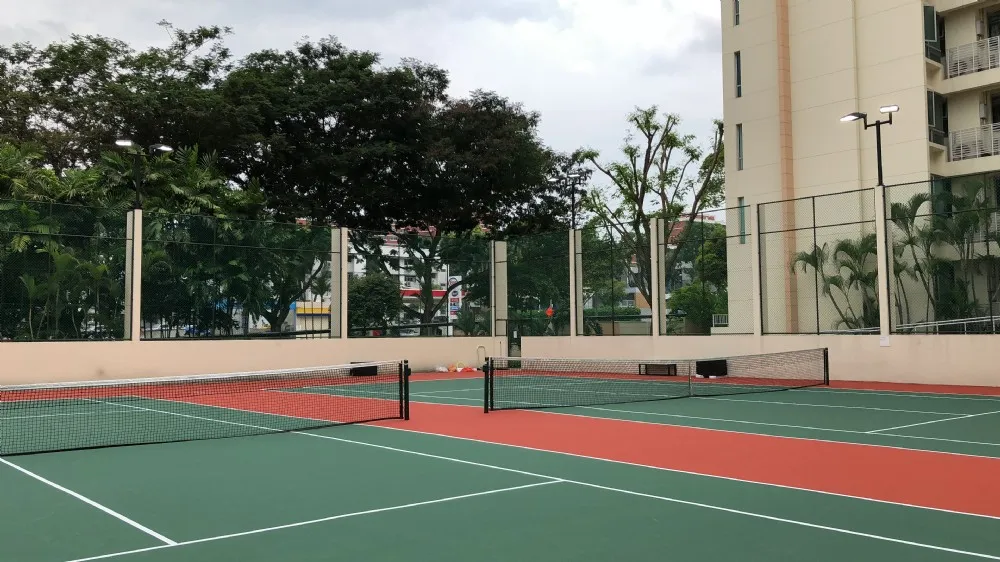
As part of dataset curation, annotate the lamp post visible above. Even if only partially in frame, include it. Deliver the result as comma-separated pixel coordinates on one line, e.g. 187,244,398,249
549,168,590,229
115,139,174,209
840,104,899,186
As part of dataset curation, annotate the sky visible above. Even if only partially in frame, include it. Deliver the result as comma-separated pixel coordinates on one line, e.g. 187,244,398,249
1,0,722,167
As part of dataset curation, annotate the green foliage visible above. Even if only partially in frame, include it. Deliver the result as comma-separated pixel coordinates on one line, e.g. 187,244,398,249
0,23,573,340
347,272,404,335
791,233,879,332
888,178,1000,332
667,282,726,334
579,108,725,308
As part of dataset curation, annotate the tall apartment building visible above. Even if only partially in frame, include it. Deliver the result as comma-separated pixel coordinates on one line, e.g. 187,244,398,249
720,0,1000,334
721,0,1000,200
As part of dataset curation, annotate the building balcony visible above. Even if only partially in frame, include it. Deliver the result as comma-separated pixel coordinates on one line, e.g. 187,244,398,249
949,123,1000,161
946,36,1000,79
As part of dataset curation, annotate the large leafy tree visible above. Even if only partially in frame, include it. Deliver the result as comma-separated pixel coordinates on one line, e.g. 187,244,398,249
349,91,554,335
1,26,566,340
579,108,724,309
0,23,235,175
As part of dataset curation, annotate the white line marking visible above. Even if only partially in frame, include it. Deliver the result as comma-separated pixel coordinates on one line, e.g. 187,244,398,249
695,396,967,416
0,457,176,545
63,480,561,562
867,411,1000,434
560,481,1000,561
799,388,1000,402
408,394,1000,457
91,397,1000,522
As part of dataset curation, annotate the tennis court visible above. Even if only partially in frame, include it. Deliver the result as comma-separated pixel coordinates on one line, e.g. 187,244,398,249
2,352,1000,561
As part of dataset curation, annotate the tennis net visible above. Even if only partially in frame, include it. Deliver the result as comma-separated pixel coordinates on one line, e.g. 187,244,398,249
484,349,828,412
0,360,409,456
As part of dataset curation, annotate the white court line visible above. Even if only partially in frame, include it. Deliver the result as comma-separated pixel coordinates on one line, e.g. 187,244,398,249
799,388,1000,403
101,397,1000,521
867,411,1000,434
407,393,1000,455
59,402,1000,562
694,396,967,416
0,457,175,546
63,480,562,562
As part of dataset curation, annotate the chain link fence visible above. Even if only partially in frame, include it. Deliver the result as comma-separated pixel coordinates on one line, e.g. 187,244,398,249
347,229,491,338
886,174,1000,334
758,189,879,335
506,231,571,351
658,205,753,335
141,213,334,339
576,221,653,336
0,199,129,341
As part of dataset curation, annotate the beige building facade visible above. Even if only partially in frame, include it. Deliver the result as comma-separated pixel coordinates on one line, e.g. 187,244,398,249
721,0,1000,335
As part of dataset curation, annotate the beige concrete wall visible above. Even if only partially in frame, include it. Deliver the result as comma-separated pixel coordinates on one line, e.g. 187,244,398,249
0,337,505,385
943,4,978,47
522,334,1000,387
947,88,983,131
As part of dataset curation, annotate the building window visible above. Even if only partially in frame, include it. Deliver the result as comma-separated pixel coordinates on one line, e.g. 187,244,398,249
738,197,747,244
734,51,742,97
736,123,744,170
734,0,740,25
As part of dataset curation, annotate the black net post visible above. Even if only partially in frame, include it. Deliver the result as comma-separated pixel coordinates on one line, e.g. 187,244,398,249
823,347,830,385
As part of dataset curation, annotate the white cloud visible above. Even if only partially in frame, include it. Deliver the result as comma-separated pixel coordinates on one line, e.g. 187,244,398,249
0,0,722,161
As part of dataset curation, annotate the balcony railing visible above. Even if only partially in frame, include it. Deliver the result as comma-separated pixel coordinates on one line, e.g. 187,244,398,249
949,123,1000,161
712,314,728,327
945,36,1000,79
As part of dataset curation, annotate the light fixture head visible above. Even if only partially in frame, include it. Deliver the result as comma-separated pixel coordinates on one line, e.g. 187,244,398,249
567,171,584,179
879,104,900,114
115,139,134,148
150,144,174,153
840,112,867,123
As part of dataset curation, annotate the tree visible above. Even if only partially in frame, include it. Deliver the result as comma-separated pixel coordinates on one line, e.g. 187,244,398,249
347,272,404,336
0,23,235,174
579,108,724,309
349,90,553,335
791,233,879,331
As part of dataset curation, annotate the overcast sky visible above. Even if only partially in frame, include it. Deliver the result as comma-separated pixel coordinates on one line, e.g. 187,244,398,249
1,0,722,164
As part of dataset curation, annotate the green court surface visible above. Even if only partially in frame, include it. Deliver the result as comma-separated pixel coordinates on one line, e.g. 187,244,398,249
2,377,999,561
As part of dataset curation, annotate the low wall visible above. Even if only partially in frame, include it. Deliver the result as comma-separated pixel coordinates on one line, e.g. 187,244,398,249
0,337,505,385
520,335,1000,388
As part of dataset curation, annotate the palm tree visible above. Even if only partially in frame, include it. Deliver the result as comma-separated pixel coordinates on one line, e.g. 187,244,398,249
791,234,879,331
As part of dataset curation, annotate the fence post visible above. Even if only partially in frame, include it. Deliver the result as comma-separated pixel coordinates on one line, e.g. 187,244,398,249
339,229,350,339
649,217,661,338
491,240,508,341
812,197,820,334
329,227,344,338
571,229,585,336
751,202,764,337
874,186,892,337
123,209,142,342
